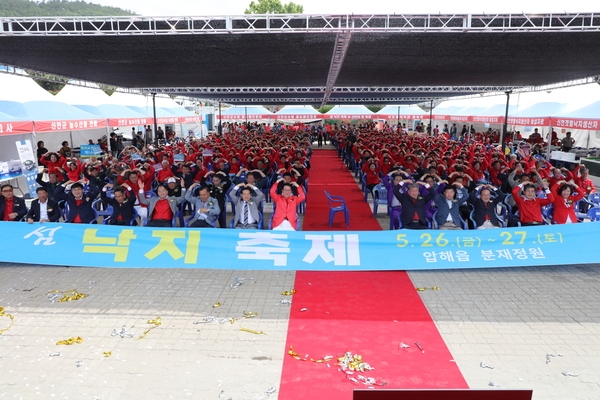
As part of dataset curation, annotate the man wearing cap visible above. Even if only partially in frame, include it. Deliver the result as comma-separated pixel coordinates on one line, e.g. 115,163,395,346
0,184,27,222
27,187,60,223
165,177,183,197
202,171,232,228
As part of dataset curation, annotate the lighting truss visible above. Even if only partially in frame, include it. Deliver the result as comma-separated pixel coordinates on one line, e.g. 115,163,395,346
134,86,522,94
1,64,597,105
1,13,599,36
322,30,353,106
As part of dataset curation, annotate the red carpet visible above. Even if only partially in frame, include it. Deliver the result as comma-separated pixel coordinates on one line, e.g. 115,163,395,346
279,272,468,399
279,149,467,398
302,149,380,231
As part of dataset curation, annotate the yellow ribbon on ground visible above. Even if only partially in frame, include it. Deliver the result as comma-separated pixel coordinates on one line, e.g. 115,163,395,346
56,336,84,345
0,306,15,334
48,289,87,302
288,346,333,363
136,317,162,340
416,286,441,291
281,289,297,296
103,351,112,357
240,327,266,335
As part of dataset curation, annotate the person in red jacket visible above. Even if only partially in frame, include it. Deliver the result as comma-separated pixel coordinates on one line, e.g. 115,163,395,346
362,161,381,192
512,182,554,226
39,152,65,175
156,160,175,183
551,181,585,224
270,179,305,231
573,166,596,195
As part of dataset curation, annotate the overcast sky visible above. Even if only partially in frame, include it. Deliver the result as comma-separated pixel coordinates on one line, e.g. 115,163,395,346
89,0,598,16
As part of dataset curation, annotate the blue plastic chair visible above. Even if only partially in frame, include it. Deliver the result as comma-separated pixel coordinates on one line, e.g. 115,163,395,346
587,206,600,221
587,192,600,206
324,190,350,228
92,198,112,222
541,205,554,224
372,183,388,217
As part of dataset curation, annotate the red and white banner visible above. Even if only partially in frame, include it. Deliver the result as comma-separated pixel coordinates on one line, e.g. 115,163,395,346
370,114,451,121
109,117,153,127
216,114,273,120
278,114,323,120
506,117,550,126
551,117,600,130
0,121,34,135
34,119,107,133
109,116,201,126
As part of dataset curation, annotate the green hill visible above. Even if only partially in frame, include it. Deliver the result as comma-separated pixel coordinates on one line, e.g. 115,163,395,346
0,0,136,17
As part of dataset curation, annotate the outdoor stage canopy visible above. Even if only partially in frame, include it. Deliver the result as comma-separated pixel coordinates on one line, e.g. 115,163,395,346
1,13,600,105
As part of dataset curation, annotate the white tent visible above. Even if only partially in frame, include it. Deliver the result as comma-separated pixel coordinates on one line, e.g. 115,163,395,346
325,105,374,118
275,106,322,123
0,73,107,153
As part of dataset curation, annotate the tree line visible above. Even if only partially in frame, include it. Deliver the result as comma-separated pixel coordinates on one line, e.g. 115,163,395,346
0,0,135,17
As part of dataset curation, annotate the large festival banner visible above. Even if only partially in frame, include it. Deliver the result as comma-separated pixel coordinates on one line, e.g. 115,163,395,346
1,222,597,270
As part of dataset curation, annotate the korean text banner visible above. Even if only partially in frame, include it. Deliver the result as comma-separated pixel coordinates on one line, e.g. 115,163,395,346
1,222,596,270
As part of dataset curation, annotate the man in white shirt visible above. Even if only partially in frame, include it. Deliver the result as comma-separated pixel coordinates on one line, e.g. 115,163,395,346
27,187,60,223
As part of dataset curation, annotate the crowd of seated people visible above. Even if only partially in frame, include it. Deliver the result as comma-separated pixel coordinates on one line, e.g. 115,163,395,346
4,130,311,229
330,126,596,229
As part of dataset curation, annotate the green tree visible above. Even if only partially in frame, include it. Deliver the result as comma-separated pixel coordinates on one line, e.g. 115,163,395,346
316,105,334,114
245,0,303,14
365,105,385,113
0,0,135,18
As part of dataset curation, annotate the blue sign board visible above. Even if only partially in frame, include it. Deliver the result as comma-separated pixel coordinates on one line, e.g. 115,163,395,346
1,222,597,270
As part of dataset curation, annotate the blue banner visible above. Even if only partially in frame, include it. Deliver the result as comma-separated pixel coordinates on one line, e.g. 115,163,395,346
1,222,598,270
79,144,102,158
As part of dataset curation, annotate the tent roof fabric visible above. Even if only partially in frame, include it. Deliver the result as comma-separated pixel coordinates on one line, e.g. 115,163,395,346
0,73,55,102
377,105,427,115
327,105,373,115
0,100,102,121
276,106,321,115
222,106,272,115
1,14,600,105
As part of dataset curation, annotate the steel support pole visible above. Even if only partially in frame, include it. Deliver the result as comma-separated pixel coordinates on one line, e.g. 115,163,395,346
501,91,511,155
218,102,222,134
152,93,158,143
429,100,433,136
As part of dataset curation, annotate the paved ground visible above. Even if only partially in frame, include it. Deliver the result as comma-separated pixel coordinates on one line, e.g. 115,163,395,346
410,265,600,400
2,264,599,399
2,146,599,399
0,266,294,399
